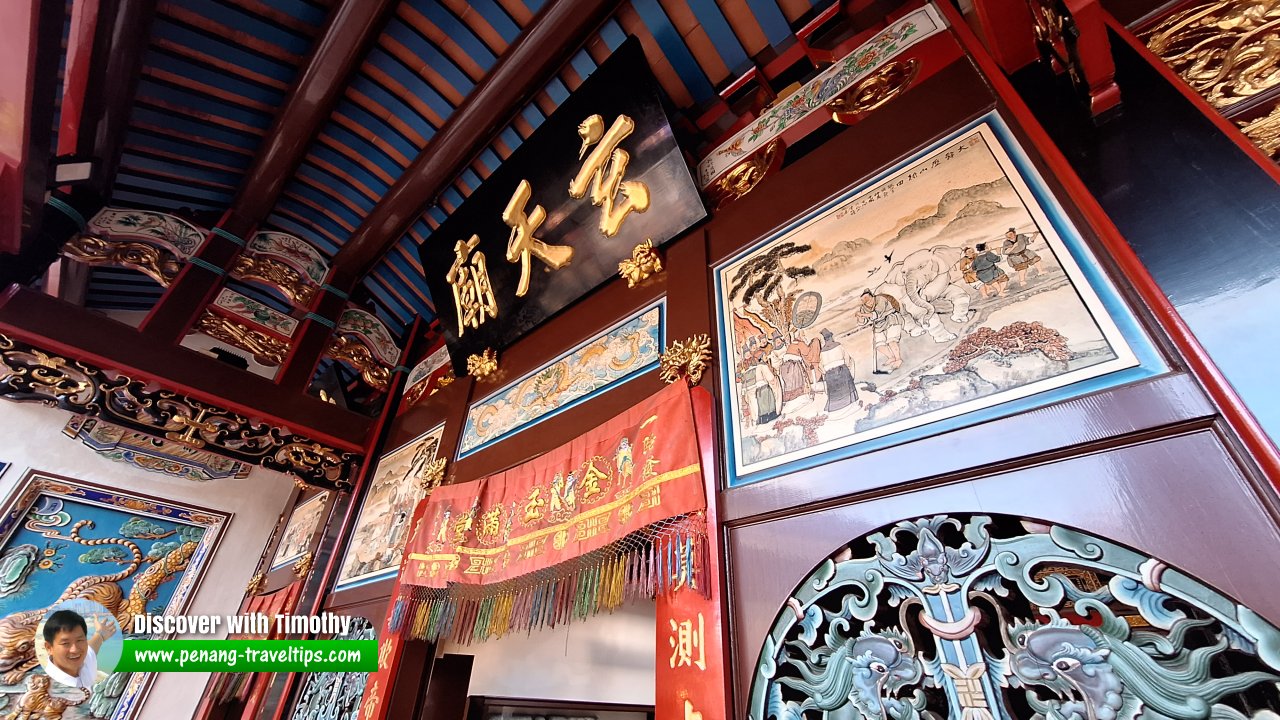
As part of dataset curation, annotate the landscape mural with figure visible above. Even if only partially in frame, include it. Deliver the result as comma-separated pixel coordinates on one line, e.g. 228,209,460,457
336,424,445,589
270,492,330,570
0,472,227,720
717,117,1139,481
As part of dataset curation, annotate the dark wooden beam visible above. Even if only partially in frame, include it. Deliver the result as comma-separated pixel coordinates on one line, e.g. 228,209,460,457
86,0,156,198
0,286,371,451
328,0,621,284
223,0,398,235
13,0,69,251
138,0,397,344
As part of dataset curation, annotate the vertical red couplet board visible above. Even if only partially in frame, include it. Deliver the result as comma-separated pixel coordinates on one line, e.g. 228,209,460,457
656,388,731,720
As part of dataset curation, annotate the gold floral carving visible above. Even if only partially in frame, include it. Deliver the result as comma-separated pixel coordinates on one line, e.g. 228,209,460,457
828,58,920,123
467,348,499,380
433,371,455,392
706,140,783,209
418,457,448,492
194,311,289,367
1143,0,1280,109
659,334,713,386
618,239,663,287
0,333,360,488
293,551,313,579
62,235,183,287
232,254,317,306
324,334,391,391
246,573,266,595
1239,104,1280,159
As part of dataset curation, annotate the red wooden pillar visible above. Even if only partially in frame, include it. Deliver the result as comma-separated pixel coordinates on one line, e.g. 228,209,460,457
139,212,252,343
655,387,732,720
275,274,353,393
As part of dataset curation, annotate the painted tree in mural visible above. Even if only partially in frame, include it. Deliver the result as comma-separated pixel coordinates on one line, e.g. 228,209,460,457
728,241,816,339
750,515,1280,720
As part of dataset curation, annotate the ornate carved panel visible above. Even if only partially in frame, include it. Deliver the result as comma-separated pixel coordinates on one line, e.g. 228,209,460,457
85,208,205,257
63,415,253,481
0,334,359,488
288,617,376,720
61,235,183,287
193,311,290,367
247,231,329,285
1144,0,1280,111
324,334,391,391
232,255,317,307
212,288,298,337
335,309,399,365
749,514,1280,720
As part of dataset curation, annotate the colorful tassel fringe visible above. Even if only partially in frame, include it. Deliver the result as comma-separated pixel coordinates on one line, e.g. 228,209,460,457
393,519,709,644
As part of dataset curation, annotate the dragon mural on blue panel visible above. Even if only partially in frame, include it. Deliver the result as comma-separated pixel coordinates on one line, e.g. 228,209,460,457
750,515,1280,720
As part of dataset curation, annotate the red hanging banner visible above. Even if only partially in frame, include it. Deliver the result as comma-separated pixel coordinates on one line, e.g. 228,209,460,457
403,382,705,589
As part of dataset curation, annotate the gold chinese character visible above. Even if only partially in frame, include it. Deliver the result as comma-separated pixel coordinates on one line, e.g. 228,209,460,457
445,234,498,336
684,699,703,720
669,613,706,670
643,434,656,454
579,456,610,504
523,486,546,525
569,114,650,237
503,179,574,297
642,456,660,481
479,506,503,543
451,508,476,544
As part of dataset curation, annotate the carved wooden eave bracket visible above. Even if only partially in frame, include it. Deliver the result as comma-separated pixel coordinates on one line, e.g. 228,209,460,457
0,333,361,489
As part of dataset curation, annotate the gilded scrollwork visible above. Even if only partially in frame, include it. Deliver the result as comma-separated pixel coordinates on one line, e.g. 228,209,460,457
659,334,713,386
61,235,184,287
1239,103,1280,158
324,334,392,392
827,58,921,123
0,333,360,488
246,572,266,596
466,348,499,380
618,239,664,287
1144,0,1280,109
232,254,317,306
194,311,290,367
705,140,783,209
293,551,313,579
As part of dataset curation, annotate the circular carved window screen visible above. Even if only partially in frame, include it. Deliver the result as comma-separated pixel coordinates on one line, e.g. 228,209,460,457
748,515,1280,720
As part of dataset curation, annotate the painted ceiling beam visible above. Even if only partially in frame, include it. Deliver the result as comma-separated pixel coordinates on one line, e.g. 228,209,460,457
328,0,622,284
223,0,400,236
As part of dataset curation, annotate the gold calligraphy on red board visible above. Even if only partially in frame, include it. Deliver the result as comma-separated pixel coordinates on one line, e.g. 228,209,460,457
400,383,705,589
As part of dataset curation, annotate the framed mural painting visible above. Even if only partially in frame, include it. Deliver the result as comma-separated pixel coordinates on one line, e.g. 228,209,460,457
269,491,331,571
335,423,446,590
715,112,1163,485
0,470,229,720
457,300,665,458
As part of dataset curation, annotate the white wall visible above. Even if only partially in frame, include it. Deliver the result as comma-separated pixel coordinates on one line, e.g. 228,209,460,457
0,399,295,720
439,599,656,706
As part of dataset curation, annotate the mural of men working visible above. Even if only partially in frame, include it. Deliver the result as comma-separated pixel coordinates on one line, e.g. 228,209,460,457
854,290,905,374
1000,227,1044,286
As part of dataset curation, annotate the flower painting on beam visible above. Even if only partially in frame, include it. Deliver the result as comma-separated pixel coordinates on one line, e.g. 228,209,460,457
715,113,1160,485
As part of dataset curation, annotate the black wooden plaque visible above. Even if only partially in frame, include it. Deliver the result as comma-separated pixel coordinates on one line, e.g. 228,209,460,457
420,36,706,372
